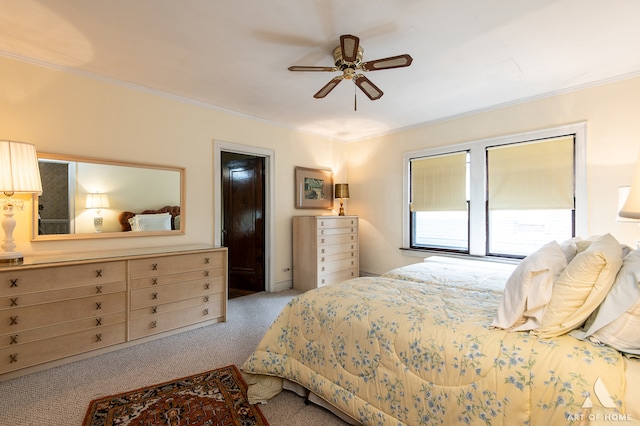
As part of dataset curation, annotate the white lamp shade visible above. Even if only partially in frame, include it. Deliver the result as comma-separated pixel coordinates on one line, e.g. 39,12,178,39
620,156,640,219
0,141,43,194
85,193,110,209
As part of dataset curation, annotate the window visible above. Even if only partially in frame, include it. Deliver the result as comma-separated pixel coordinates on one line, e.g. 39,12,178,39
403,124,587,258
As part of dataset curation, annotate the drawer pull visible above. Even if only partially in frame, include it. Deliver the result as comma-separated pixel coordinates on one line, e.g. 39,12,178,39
151,306,158,314
152,278,158,285
95,302,102,310
321,279,325,285
9,316,18,326
321,230,325,234
351,236,354,240
152,292,158,300
150,320,157,329
204,270,210,277
351,261,354,265
203,295,209,302
321,257,325,262
95,286,102,294
9,353,17,364
10,335,18,345
95,269,103,277
10,297,18,307
203,308,209,316
95,333,102,342
204,257,210,264
321,238,325,244
95,318,102,326
10,279,18,288
204,283,210,290
321,248,325,254
152,263,158,271
320,221,325,226
321,267,325,272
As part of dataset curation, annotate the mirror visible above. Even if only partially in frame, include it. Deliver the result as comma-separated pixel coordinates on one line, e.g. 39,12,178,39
32,153,185,240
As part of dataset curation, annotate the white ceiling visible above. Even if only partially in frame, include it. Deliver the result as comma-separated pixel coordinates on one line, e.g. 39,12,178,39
2,0,640,142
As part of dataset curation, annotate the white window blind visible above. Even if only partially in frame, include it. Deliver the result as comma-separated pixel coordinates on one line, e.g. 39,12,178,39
487,136,574,210
410,151,467,212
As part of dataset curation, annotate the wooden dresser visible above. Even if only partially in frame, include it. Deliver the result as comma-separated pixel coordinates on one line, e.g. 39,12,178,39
0,245,226,380
293,216,359,292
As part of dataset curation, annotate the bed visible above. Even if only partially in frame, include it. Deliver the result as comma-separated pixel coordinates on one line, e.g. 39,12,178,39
242,234,640,425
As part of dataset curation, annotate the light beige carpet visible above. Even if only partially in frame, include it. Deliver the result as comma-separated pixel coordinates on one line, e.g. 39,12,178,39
0,289,350,426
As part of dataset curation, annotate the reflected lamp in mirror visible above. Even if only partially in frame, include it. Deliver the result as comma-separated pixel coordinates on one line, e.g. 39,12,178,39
334,183,350,216
0,141,43,265
619,156,640,220
85,192,110,233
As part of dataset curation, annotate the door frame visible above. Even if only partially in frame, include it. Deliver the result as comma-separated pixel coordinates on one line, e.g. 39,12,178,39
213,140,276,292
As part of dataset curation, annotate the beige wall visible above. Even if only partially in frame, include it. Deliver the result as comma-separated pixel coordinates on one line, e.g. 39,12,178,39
0,55,346,290
347,76,640,275
4,54,640,283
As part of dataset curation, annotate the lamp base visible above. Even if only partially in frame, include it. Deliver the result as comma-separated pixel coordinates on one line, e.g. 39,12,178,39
0,251,24,266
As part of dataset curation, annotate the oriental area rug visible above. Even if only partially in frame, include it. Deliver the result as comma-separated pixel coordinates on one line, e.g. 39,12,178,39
82,365,269,426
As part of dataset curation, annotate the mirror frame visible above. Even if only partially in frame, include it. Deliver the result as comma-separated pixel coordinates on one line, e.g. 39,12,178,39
32,153,186,241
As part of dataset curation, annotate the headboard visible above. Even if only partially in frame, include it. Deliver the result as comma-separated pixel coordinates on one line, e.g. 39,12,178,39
118,205,181,232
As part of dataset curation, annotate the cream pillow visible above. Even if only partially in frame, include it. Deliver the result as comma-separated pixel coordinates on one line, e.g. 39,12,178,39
572,250,640,356
131,213,172,231
534,234,624,338
491,241,567,331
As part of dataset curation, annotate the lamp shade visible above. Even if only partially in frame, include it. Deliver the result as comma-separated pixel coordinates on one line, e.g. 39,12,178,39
335,183,350,199
0,141,43,195
85,193,110,209
620,156,640,219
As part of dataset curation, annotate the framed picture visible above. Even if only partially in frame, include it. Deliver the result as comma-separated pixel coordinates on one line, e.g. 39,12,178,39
295,166,333,209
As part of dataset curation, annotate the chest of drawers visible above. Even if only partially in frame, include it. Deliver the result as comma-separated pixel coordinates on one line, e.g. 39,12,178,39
0,245,227,379
0,261,127,375
293,216,359,292
129,251,226,340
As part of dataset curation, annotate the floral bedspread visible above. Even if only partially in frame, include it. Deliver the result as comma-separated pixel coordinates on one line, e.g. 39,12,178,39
242,276,636,425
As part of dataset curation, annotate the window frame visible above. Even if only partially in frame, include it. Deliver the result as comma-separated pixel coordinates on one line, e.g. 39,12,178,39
402,123,587,258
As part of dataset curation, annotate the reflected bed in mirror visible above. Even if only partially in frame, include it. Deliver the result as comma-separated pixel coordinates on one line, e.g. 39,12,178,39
32,153,185,240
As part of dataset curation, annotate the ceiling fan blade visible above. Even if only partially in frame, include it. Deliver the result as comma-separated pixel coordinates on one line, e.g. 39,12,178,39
288,66,337,72
353,74,383,100
314,76,343,98
340,34,360,62
360,54,413,71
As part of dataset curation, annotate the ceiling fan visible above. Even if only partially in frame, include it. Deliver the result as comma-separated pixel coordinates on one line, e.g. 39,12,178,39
288,34,413,101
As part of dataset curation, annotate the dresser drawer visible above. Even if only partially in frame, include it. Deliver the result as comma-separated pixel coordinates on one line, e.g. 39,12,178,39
0,312,125,349
317,226,357,236
0,281,126,311
0,322,125,374
318,250,357,264
318,269,359,287
318,242,358,256
316,217,357,229
130,276,224,310
0,292,125,334
129,299,224,340
130,292,224,320
130,267,224,290
0,261,126,296
318,258,358,275
318,233,357,245
130,251,225,278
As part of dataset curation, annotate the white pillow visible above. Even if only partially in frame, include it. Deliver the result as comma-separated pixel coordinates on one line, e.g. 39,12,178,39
131,213,172,231
571,250,640,356
491,240,567,331
534,234,624,338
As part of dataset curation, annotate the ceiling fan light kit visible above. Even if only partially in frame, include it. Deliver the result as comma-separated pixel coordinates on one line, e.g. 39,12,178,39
289,34,413,102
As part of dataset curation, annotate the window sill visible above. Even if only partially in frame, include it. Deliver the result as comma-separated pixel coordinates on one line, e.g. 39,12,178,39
399,247,520,265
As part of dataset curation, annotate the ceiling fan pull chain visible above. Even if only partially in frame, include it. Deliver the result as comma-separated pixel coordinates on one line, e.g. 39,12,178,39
354,84,357,111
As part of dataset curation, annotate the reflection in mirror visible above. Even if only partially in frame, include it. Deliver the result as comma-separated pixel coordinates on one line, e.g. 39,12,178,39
33,153,185,240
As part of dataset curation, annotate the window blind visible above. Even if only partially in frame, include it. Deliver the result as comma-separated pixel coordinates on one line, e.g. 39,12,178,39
487,136,574,210
410,151,467,212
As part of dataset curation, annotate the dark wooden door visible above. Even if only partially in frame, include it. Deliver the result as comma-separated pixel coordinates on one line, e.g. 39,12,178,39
222,152,265,295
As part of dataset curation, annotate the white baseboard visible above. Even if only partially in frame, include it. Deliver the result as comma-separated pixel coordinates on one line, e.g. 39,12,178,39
273,279,293,292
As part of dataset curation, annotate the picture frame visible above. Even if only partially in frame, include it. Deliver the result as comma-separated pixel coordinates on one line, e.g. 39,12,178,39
295,166,333,209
